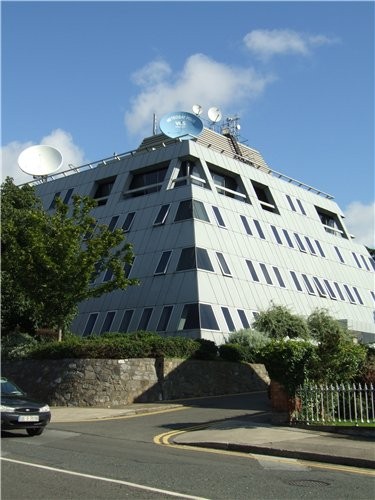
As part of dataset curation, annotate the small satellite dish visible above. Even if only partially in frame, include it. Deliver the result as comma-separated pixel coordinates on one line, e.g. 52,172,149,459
18,145,63,176
208,107,222,123
192,104,203,116
159,111,204,140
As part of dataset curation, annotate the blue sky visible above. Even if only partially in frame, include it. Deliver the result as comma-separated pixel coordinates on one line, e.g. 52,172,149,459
2,1,374,246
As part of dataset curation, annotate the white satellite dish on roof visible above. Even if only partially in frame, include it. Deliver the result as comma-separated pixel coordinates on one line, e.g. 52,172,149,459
192,104,203,116
18,145,63,177
208,106,222,123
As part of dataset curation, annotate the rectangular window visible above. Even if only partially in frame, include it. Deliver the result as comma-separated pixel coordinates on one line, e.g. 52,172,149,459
252,180,279,213
83,313,99,337
260,263,273,285
294,233,307,252
216,252,232,276
302,274,316,295
138,308,153,330
108,216,119,232
273,267,286,288
313,277,327,297
154,204,170,225
352,287,364,305
305,237,317,255
176,247,214,271
122,212,136,232
119,310,134,332
290,271,303,291
156,306,173,331
283,229,294,248
246,260,260,282
352,252,362,268
196,248,214,271
271,225,282,244
238,309,250,329
343,285,356,304
49,192,61,209
334,246,345,263
296,199,307,215
222,307,235,332
360,255,370,271
93,176,116,205
254,220,266,239
315,240,326,257
315,206,348,239
63,188,74,204
334,282,346,301
212,206,226,227
102,268,113,282
174,199,209,222
286,194,296,211
323,280,337,300
241,215,252,235
100,311,116,334
178,304,199,330
155,251,172,275
126,164,168,197
200,304,219,330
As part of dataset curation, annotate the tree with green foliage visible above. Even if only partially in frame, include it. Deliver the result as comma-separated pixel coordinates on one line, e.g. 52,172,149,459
1,177,138,340
253,304,310,340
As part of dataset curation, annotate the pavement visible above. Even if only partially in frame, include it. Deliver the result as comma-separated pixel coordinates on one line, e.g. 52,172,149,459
50,402,375,470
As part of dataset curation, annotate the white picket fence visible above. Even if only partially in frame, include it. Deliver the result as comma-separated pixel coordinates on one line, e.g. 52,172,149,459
295,383,374,424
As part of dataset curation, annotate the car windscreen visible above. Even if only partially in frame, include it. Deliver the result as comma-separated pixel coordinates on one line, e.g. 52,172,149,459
0,379,24,396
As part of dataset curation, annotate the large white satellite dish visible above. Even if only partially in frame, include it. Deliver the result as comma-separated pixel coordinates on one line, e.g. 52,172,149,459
18,145,63,176
208,106,222,123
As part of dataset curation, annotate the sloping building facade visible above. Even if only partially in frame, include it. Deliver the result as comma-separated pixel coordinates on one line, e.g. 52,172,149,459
34,123,375,344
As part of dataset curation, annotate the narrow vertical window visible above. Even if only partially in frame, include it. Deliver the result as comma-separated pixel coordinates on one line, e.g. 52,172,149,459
119,310,134,332
343,284,356,303
63,188,74,204
313,277,327,297
352,287,364,305
108,216,119,232
154,204,170,225
155,251,172,275
100,311,116,334
260,263,273,285
216,252,232,276
315,240,325,257
49,192,61,209
302,274,316,295
238,309,250,329
370,291,375,304
305,237,317,255
156,306,173,331
286,194,296,211
83,313,99,337
323,280,337,300
294,233,307,252
271,225,282,244
222,307,235,332
290,271,303,291
273,267,286,287
246,260,260,282
296,199,307,215
241,215,252,235
283,229,294,248
212,206,226,227
334,246,345,263
254,220,266,239
334,282,346,301
360,255,370,271
122,212,136,232
352,252,362,268
102,268,113,282
138,308,153,330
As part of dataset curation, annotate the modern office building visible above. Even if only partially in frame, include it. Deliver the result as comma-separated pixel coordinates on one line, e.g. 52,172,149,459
33,112,375,344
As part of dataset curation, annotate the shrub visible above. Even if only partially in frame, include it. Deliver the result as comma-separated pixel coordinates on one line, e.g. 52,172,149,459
253,305,310,340
228,329,270,352
1,331,40,360
193,339,218,360
219,343,256,363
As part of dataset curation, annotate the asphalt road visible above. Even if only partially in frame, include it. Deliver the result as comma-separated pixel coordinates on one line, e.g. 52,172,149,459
1,393,374,500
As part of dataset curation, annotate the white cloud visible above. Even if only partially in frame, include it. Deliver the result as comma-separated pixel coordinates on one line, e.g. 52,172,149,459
344,201,375,248
243,29,338,60
1,129,85,186
125,53,274,137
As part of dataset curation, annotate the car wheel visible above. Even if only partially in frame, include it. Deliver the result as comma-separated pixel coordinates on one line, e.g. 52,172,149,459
26,428,44,436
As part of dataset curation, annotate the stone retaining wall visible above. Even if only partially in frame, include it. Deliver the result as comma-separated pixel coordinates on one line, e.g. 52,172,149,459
1,358,270,407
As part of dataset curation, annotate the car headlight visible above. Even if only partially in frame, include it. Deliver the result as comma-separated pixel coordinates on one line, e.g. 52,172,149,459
39,405,50,412
0,405,16,412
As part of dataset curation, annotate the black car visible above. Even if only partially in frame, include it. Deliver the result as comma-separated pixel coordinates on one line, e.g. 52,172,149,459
1,377,51,436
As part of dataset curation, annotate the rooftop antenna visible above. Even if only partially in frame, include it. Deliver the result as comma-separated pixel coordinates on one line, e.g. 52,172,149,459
18,144,63,182
221,115,242,140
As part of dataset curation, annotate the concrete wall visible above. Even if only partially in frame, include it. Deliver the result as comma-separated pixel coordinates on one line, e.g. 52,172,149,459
1,358,270,407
